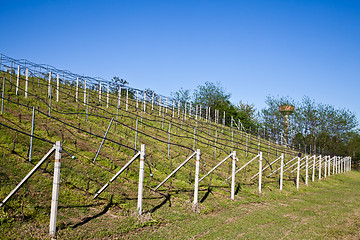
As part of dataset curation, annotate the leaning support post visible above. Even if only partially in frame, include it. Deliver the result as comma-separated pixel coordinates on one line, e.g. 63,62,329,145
200,153,233,182
231,151,236,200
94,152,141,199
0,146,56,207
280,154,284,190
93,118,114,162
193,149,200,209
49,141,62,239
296,156,300,189
29,107,35,162
259,152,263,194
154,152,197,190
137,144,145,216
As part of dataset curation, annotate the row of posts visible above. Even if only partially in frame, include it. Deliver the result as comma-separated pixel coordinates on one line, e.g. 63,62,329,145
8,65,230,125
0,139,352,239
3,66,311,159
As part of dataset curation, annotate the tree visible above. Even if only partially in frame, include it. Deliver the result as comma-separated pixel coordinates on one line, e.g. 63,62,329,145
193,81,231,109
170,88,191,107
110,77,128,93
261,95,358,156
260,95,296,143
235,101,259,130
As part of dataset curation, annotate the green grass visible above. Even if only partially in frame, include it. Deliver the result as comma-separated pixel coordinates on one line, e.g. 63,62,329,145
121,171,360,240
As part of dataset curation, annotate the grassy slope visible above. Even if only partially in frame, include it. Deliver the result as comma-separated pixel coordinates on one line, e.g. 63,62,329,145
0,70,351,239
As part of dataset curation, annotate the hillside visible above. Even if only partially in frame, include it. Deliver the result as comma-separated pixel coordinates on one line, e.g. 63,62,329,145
0,55,351,239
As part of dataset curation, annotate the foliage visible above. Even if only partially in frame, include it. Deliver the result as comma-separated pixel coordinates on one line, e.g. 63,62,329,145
261,95,359,157
170,88,191,107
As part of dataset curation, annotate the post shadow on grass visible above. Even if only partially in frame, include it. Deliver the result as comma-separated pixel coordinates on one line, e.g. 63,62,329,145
58,202,103,210
200,187,212,203
148,193,171,213
71,194,113,229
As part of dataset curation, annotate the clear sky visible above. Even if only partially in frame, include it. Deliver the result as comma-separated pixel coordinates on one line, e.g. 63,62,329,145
1,0,359,122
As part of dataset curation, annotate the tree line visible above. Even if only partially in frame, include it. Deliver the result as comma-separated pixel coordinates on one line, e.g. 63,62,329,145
171,81,359,165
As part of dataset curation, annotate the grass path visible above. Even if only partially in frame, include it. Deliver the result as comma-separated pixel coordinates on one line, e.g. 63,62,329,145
123,171,360,239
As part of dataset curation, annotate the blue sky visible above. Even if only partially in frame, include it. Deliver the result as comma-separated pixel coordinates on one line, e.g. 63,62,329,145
1,0,359,121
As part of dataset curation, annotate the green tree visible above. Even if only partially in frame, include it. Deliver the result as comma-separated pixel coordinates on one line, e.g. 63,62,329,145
170,88,191,107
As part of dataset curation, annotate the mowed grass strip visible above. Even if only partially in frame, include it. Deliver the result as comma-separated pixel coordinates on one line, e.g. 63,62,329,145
123,171,360,240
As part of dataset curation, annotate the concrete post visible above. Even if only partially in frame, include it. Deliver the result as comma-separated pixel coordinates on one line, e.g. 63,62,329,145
324,156,327,178
25,68,28,99
56,74,59,102
305,156,308,186
137,144,145,216
83,78,86,105
312,156,315,182
296,156,300,189
231,151,236,200
49,141,62,238
76,77,79,102
107,84,109,108
136,90,139,109
1,77,5,115
318,155,322,180
280,154,284,190
259,152,263,194
48,71,52,97
29,107,35,162
126,89,129,111
193,149,200,207
16,65,20,95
